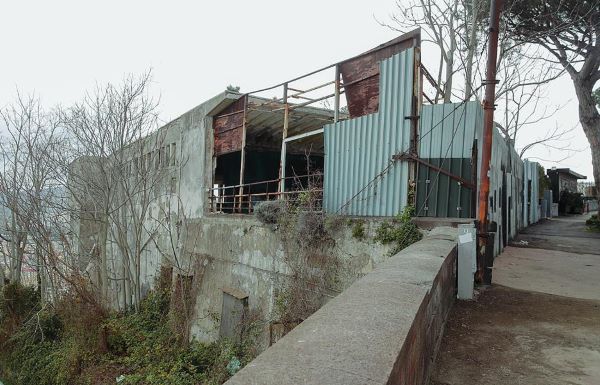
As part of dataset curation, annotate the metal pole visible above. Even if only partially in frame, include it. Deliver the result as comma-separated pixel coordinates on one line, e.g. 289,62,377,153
238,95,248,212
334,64,340,122
476,0,503,284
278,83,289,195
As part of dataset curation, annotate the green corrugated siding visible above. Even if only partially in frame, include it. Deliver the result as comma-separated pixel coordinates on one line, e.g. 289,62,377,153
416,101,482,217
323,49,415,216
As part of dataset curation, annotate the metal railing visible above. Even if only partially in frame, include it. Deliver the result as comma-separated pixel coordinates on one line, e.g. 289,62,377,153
209,173,323,214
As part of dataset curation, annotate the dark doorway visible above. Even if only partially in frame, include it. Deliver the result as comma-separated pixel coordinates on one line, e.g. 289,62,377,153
501,172,508,248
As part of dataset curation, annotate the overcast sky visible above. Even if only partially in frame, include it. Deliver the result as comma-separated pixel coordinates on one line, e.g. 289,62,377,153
0,0,593,179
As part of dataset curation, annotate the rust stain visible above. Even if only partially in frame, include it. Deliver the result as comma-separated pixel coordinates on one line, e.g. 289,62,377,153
213,97,246,155
340,31,420,118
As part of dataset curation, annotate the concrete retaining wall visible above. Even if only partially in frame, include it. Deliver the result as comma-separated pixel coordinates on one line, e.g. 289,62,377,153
181,215,395,346
225,227,457,385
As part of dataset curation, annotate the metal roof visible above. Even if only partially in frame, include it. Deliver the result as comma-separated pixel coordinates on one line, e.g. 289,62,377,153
547,168,587,180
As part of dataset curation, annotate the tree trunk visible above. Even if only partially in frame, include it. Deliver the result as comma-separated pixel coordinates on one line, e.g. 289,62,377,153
444,25,457,103
464,0,480,100
99,219,110,304
0,266,5,290
572,78,600,216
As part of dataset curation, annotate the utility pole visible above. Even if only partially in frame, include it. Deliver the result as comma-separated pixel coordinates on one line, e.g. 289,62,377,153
476,0,504,284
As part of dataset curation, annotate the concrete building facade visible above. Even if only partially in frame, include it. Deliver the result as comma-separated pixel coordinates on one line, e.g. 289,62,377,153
70,29,544,350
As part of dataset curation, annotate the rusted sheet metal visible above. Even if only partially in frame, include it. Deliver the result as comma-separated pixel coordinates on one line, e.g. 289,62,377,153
214,97,245,155
215,127,243,155
340,29,420,118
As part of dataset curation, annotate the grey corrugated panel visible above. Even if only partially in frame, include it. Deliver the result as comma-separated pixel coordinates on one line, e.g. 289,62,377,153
323,49,414,216
419,101,480,158
523,159,540,224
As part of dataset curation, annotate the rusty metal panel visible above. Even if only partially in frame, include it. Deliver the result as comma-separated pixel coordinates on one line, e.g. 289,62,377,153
324,48,415,216
214,126,243,155
213,97,245,155
340,30,420,118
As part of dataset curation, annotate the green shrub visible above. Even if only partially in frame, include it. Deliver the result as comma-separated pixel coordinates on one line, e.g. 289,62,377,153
374,206,423,255
0,283,41,330
559,190,584,214
350,219,366,240
586,214,600,231
0,284,254,385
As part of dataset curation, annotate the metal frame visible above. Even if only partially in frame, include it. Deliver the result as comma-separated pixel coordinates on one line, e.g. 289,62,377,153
395,152,476,189
212,29,422,215
210,173,323,214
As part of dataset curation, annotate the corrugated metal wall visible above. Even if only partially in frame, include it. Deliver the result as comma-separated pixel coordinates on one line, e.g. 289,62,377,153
486,126,524,257
523,159,540,225
416,101,482,217
416,100,542,257
323,48,415,216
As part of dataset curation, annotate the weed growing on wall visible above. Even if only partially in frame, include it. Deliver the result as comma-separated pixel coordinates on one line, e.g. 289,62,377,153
350,219,366,240
254,200,286,225
374,206,423,255
265,176,341,327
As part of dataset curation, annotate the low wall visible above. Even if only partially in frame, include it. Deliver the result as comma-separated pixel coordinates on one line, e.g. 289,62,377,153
225,227,458,385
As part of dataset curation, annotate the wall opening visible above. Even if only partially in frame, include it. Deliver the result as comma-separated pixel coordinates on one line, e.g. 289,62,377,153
219,287,249,342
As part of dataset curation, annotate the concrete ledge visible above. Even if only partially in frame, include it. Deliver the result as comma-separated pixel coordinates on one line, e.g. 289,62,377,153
225,227,458,385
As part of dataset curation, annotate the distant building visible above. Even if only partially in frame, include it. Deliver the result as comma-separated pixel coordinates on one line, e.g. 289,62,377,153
578,181,597,198
547,168,586,203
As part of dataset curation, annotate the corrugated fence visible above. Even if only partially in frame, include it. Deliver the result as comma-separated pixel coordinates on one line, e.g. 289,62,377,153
323,48,415,216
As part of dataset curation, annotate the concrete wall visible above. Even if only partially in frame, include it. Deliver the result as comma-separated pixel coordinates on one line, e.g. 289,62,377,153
224,227,457,385
180,215,394,346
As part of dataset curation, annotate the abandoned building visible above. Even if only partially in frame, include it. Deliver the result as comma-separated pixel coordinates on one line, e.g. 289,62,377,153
70,29,545,353
548,167,587,200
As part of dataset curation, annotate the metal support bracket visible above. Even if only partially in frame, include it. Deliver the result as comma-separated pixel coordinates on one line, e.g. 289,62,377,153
393,152,476,190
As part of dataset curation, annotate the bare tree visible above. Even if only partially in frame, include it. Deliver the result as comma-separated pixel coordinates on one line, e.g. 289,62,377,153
506,0,600,213
494,46,575,158
0,93,47,286
0,92,77,302
62,72,167,310
382,0,571,160
383,0,462,102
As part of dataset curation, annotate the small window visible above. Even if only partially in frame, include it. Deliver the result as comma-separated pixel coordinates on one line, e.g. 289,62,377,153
170,143,177,166
170,176,177,194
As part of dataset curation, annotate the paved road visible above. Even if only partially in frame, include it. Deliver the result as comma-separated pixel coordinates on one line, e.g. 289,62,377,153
431,214,600,385
512,213,600,255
